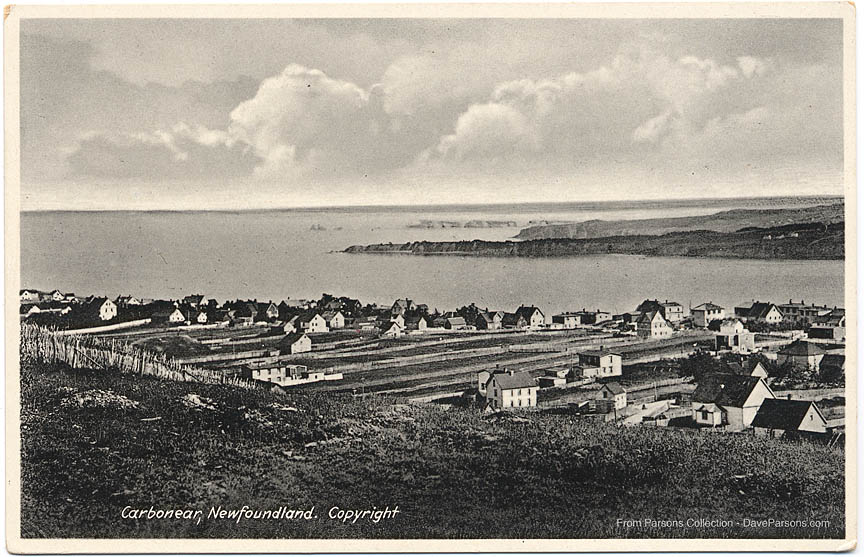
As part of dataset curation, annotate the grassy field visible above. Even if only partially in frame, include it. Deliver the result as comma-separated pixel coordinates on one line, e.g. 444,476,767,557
21,358,844,539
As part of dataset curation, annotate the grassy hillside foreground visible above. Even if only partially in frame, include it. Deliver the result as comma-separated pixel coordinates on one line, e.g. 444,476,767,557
21,359,843,539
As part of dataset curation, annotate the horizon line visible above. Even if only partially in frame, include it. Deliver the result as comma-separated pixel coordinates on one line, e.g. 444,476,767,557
21,194,844,214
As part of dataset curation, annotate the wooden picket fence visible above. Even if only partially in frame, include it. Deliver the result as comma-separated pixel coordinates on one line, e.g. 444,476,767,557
20,323,260,390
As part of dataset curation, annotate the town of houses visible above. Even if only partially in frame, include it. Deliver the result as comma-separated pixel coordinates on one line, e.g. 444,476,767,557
20,288,846,442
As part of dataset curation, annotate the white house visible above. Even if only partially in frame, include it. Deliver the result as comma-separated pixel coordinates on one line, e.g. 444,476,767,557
405,315,429,331
751,398,829,438
278,332,312,354
20,289,41,303
691,373,776,430
576,350,623,378
322,310,346,330
734,301,784,324
84,297,118,321
599,382,627,410
154,307,185,324
636,310,672,339
484,370,538,409
515,306,545,329
714,318,756,353
378,321,403,338
691,302,725,327
551,313,581,329
300,312,329,333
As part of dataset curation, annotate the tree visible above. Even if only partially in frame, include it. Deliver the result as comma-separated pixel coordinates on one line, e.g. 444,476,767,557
678,351,727,382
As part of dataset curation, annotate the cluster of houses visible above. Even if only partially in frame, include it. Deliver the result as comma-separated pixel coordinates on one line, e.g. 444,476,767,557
472,336,842,440
689,367,839,438
476,348,624,409
22,287,844,346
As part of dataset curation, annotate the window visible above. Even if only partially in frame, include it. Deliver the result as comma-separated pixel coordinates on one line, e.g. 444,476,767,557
702,410,709,420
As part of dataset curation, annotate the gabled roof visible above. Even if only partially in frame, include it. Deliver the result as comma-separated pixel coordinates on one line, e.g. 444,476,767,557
751,398,825,431
778,339,827,356
378,321,402,333
515,305,543,319
477,311,503,324
692,373,767,408
298,310,324,322
727,359,767,377
693,302,724,311
279,332,310,346
502,312,526,326
739,301,781,319
492,371,537,390
601,382,625,395
637,309,667,324
446,316,466,326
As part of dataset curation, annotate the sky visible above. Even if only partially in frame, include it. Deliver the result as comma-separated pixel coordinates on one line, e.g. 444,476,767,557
20,18,844,210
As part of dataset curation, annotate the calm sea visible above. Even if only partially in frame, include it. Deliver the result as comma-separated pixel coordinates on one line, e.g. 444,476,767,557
20,197,845,316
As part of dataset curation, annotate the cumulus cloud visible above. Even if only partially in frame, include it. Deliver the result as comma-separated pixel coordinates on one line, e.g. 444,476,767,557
432,103,539,161
66,124,257,179
30,23,841,204
423,43,782,169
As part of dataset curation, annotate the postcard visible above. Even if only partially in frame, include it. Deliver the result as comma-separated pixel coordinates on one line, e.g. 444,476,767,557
4,2,856,553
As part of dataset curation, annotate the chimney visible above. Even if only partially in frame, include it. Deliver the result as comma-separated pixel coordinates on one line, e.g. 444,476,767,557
508,369,515,376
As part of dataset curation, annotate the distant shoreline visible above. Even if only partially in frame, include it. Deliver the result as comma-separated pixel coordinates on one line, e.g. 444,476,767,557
344,222,845,261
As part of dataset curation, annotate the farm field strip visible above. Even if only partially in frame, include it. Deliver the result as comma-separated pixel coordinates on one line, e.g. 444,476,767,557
304,352,580,394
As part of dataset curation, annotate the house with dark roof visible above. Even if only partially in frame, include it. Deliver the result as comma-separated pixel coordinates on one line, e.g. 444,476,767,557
404,315,429,332
444,316,467,330
152,307,185,325
691,302,725,327
636,310,672,339
551,312,582,329
751,398,829,437
501,312,528,329
636,299,685,323
726,358,769,379
277,332,312,354
255,302,280,321
20,289,42,303
733,301,784,324
691,373,775,430
778,299,831,324
778,340,827,370
515,305,545,328
476,311,504,330
599,382,627,410
182,294,207,308
576,349,622,378
321,310,346,329
484,369,538,409
390,298,415,317
378,321,403,338
81,297,118,321
298,311,329,333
